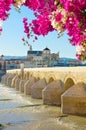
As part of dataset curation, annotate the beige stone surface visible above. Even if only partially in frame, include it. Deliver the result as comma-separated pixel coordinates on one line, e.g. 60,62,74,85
64,78,74,91
7,74,15,87
42,80,64,105
3,74,11,85
61,82,86,115
19,80,26,93
15,78,21,91
31,78,47,99
5,67,86,115
11,75,19,88
1,74,6,84
7,67,86,85
24,77,37,95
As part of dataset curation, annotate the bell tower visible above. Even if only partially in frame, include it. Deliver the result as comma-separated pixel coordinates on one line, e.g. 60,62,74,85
30,45,32,51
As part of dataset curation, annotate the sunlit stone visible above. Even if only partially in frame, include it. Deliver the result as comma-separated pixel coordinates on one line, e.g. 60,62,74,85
31,78,47,99
42,80,64,105
1,74,6,84
4,74,11,85
15,78,21,91
61,82,86,115
7,74,15,87
11,75,19,88
19,80,26,93
24,77,37,95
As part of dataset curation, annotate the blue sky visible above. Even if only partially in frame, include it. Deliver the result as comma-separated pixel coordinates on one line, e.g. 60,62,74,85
0,6,76,58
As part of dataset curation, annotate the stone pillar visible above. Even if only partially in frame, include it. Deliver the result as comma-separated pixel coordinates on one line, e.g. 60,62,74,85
7,74,15,87
1,74,6,84
19,80,25,93
11,75,19,88
15,78,21,91
42,80,64,105
61,82,86,115
24,77,37,95
31,78,47,99
4,73,11,85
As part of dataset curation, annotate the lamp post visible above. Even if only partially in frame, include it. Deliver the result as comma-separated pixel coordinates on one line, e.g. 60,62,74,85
20,63,24,80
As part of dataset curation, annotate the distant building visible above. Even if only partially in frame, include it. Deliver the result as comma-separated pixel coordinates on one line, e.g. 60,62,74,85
27,50,42,61
27,47,59,67
0,47,84,70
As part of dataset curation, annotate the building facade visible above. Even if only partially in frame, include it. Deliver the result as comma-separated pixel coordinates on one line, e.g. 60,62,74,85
27,47,59,67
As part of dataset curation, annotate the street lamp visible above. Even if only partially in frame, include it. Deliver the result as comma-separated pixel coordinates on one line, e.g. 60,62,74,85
20,63,24,79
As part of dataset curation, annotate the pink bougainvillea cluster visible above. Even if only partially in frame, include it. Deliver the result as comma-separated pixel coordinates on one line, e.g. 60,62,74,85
0,0,86,60
32,12,54,36
0,0,13,33
59,0,86,60
23,18,30,38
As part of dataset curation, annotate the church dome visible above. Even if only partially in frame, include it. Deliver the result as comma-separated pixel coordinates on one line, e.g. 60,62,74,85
43,47,50,51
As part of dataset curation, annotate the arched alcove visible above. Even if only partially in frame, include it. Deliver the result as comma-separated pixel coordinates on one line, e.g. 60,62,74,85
64,78,75,91
29,74,33,78
48,77,54,83
24,73,27,80
26,72,29,80
37,77,40,80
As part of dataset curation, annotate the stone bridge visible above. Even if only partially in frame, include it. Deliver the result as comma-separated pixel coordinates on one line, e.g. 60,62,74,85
7,67,86,88
1,67,86,115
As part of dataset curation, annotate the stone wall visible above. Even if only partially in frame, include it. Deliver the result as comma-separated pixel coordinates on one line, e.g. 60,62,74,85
6,67,86,84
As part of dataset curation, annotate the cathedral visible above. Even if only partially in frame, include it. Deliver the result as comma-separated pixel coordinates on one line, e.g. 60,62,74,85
0,47,59,70
27,47,59,62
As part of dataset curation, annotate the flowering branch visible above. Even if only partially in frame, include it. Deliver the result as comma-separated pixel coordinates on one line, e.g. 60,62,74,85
0,0,86,60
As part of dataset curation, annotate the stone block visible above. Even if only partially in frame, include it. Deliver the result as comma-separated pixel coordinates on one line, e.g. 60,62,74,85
7,74,15,87
11,75,19,88
31,78,47,99
1,74,6,84
4,74,11,85
24,77,37,95
61,82,86,115
42,80,64,105
15,78,21,91
19,80,25,93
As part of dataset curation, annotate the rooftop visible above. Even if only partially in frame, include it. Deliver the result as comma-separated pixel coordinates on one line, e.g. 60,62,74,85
27,51,42,56
43,47,50,51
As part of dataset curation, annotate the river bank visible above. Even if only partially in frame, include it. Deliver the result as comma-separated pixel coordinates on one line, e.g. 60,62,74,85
0,84,86,130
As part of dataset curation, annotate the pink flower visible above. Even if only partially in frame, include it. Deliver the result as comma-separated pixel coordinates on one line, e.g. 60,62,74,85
55,13,63,22
22,38,25,41
32,13,54,36
24,0,41,10
0,0,86,60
